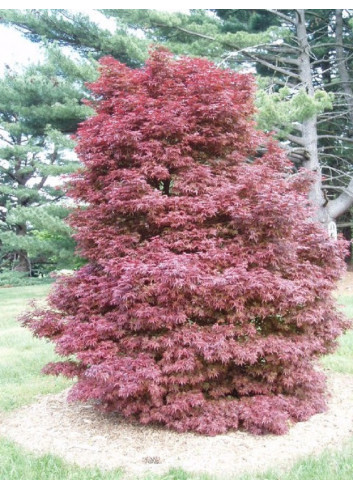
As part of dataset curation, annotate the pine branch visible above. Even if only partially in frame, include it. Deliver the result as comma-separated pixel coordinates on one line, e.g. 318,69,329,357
266,9,296,25
312,42,353,52
260,54,300,66
317,135,353,143
153,22,301,80
35,176,48,190
327,177,353,218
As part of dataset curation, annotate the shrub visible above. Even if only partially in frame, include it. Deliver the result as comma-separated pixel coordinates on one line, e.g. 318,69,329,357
0,270,53,287
22,49,350,435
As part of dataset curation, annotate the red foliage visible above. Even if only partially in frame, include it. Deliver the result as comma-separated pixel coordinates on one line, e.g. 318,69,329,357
22,49,350,435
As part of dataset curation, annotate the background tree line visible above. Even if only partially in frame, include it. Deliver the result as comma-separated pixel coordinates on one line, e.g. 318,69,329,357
1,9,353,279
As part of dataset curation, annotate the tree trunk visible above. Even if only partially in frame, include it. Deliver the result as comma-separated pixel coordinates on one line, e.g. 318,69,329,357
324,10,353,227
12,224,31,274
335,9,353,133
295,10,334,230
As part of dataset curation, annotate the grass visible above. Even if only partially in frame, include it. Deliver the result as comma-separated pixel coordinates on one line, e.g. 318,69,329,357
0,439,124,481
241,438,353,480
321,293,353,374
0,285,72,412
0,283,353,479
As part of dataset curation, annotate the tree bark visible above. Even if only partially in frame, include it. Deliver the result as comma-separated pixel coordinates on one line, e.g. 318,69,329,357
12,223,31,274
322,10,353,224
295,10,333,227
335,9,353,133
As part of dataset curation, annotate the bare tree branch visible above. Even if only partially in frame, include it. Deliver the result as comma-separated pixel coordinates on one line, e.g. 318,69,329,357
327,177,353,219
317,135,353,143
154,22,302,80
266,9,296,25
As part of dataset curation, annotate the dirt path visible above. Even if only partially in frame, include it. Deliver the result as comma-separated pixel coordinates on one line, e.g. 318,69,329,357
1,273,353,479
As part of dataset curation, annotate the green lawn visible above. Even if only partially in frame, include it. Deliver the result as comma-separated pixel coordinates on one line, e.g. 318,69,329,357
321,294,353,374
0,285,72,412
0,284,353,480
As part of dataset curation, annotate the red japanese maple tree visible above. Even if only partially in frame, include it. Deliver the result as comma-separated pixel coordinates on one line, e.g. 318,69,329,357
23,49,350,435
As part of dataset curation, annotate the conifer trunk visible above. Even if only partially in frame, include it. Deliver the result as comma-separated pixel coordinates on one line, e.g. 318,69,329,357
324,10,353,226
13,224,31,274
295,10,335,233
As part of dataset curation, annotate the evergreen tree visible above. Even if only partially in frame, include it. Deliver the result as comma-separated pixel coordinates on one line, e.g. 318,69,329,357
23,51,349,435
0,9,148,66
2,9,353,231
0,48,95,274
0,10,150,277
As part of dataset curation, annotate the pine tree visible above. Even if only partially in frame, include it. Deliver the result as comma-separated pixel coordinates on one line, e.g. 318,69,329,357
3,9,353,231
0,48,95,274
0,9,148,67
0,10,150,276
23,50,349,435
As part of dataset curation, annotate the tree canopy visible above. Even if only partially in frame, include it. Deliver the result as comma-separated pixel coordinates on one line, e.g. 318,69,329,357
0,47,95,273
23,50,349,435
